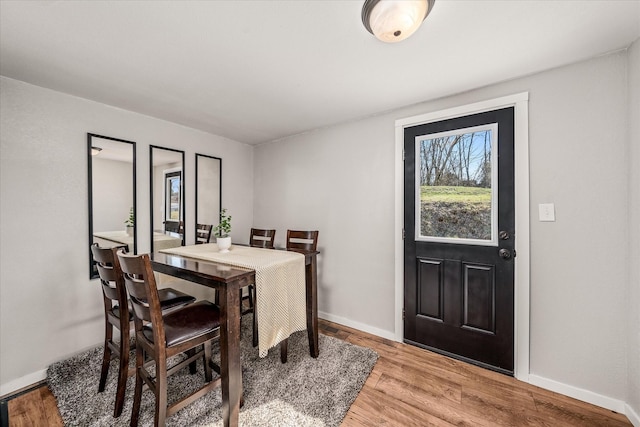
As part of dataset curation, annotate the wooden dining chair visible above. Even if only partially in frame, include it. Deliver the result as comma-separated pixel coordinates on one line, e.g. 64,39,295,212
196,223,213,244
90,243,197,418
163,220,184,236
286,230,319,251
279,229,319,362
117,250,222,427
249,228,276,249
243,228,276,347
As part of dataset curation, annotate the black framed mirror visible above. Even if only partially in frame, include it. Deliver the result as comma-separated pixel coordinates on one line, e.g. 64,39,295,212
150,145,185,253
88,133,136,278
195,154,222,244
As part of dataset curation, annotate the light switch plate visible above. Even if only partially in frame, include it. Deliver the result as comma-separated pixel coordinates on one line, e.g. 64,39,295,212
539,203,555,222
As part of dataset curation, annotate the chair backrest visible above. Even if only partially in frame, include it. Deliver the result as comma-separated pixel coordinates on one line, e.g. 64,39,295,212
196,224,213,244
117,250,165,341
91,243,128,312
286,230,319,251
249,228,276,249
164,221,183,235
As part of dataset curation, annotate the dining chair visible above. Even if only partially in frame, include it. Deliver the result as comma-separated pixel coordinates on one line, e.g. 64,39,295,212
117,250,222,427
243,228,276,347
163,220,184,236
90,243,197,418
286,230,319,251
249,228,276,249
279,229,319,362
196,223,213,244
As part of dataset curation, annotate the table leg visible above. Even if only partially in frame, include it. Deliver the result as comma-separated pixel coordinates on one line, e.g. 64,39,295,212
219,283,242,427
306,255,319,358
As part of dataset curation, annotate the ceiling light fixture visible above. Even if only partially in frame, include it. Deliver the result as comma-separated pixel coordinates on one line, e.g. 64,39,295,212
91,146,102,156
362,0,436,43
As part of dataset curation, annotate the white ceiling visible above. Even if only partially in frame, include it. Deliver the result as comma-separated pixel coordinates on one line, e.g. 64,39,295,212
1,1,639,145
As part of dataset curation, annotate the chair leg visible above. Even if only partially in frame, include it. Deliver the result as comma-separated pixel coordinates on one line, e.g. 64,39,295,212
203,342,213,382
155,357,168,427
251,285,258,348
98,322,112,392
129,348,144,427
186,348,197,374
113,334,129,417
247,284,254,312
280,338,288,363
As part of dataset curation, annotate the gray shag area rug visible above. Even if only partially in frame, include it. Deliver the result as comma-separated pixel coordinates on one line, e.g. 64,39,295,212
47,315,378,426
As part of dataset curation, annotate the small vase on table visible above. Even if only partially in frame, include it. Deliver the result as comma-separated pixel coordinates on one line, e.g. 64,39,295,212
217,236,231,253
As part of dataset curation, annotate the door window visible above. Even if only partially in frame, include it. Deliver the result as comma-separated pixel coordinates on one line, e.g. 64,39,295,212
414,123,498,246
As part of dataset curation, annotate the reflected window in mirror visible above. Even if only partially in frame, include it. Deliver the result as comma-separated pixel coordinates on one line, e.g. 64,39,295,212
195,154,221,244
165,171,182,223
150,145,185,252
87,133,136,279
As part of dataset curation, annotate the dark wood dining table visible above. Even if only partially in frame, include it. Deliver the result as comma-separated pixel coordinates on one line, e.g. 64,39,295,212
150,248,319,427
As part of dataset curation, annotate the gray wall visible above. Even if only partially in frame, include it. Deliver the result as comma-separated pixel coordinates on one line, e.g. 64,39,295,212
0,76,254,392
254,47,638,418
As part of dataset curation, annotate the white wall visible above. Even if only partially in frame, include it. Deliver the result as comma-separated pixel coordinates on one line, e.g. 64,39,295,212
254,50,634,414
627,38,640,425
0,76,254,393
92,157,134,232
196,156,222,228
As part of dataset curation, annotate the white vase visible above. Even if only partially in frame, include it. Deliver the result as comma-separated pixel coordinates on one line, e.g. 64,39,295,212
217,236,232,253
125,226,134,237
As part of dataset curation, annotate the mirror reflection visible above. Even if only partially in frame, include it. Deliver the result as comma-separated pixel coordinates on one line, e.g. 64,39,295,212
150,145,185,252
195,154,221,244
88,133,136,278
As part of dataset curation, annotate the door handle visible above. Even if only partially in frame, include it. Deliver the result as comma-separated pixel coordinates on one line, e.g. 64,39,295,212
499,249,512,260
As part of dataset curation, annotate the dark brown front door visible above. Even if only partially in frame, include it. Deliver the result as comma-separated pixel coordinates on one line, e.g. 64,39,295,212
403,107,515,374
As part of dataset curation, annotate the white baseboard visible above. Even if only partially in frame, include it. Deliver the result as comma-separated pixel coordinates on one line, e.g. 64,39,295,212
0,369,47,398
528,374,627,414
318,311,397,342
626,403,640,427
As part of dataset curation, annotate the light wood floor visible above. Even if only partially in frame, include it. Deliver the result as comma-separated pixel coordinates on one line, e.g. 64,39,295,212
5,319,632,426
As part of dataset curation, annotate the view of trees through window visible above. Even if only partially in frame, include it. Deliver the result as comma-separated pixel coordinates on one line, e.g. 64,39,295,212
418,128,493,240
165,172,181,221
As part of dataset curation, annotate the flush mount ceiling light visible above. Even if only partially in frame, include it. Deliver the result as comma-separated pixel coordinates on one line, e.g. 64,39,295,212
362,0,436,43
91,146,102,156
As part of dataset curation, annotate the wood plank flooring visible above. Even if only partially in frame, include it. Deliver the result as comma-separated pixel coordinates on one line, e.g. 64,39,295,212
4,319,632,426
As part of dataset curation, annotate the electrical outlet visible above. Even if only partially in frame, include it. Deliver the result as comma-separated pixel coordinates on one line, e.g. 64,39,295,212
539,203,555,222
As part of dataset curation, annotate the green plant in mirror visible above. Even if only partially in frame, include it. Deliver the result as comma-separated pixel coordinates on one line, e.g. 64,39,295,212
213,208,232,237
124,207,134,227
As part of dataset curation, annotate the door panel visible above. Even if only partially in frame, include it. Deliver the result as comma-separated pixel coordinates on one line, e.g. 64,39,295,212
417,259,444,321
404,107,515,374
462,262,495,334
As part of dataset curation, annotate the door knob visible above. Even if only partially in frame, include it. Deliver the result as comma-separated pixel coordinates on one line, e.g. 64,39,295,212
499,249,511,260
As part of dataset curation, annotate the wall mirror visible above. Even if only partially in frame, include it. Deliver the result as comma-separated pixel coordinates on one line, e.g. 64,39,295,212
150,145,185,253
195,154,222,244
88,133,136,279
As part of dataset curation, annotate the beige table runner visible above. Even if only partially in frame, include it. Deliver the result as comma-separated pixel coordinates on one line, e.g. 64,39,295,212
94,231,182,251
159,244,306,357
152,233,183,251
93,231,133,251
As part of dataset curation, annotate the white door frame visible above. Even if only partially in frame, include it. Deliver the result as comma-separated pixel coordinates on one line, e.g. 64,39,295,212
394,92,530,381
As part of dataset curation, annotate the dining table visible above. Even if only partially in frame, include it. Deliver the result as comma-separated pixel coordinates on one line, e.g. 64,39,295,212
149,244,319,427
